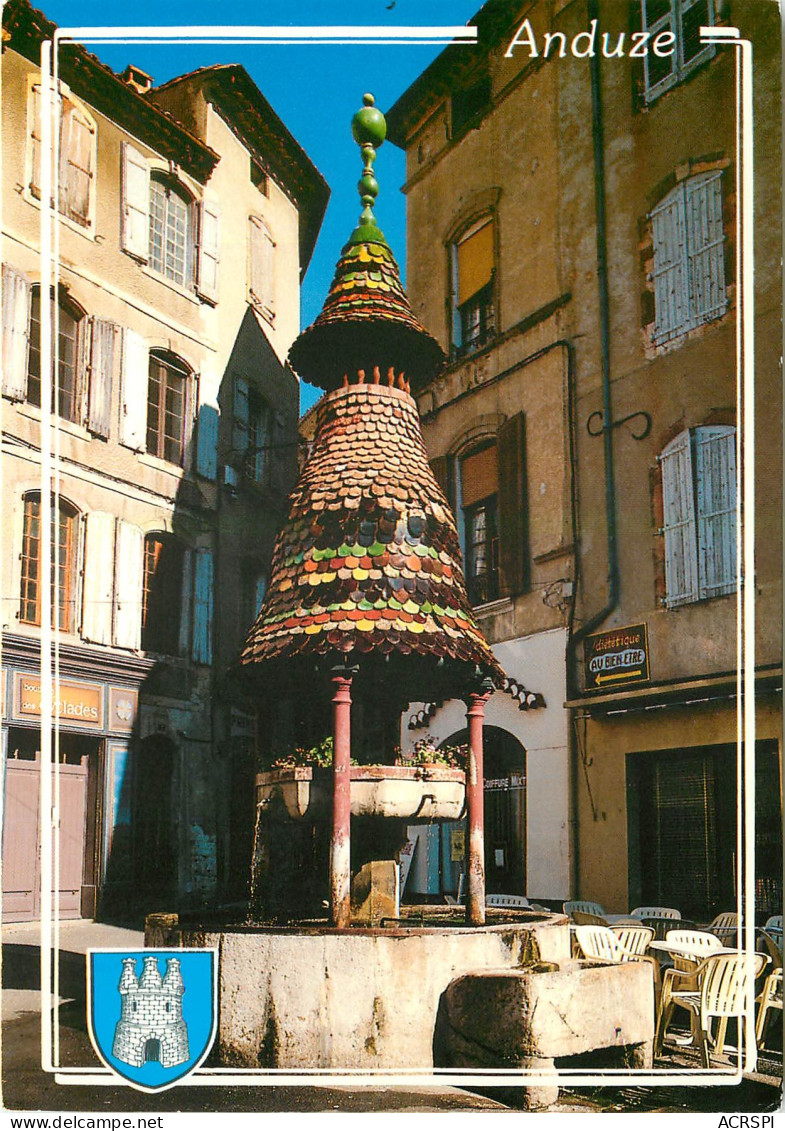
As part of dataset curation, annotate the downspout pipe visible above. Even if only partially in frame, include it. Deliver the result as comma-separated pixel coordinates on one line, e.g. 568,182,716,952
566,0,620,702
565,0,621,898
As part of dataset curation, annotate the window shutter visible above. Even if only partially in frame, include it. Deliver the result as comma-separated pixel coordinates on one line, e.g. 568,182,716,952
651,187,688,344
29,84,42,197
119,328,148,450
1,264,32,401
232,375,250,458
113,520,143,649
179,548,193,657
686,171,726,327
60,103,93,226
249,216,275,313
497,414,529,597
197,199,220,303
192,548,214,664
661,430,699,607
196,402,219,480
254,573,268,617
695,426,736,599
86,318,118,437
81,511,115,644
121,143,150,261
456,220,494,306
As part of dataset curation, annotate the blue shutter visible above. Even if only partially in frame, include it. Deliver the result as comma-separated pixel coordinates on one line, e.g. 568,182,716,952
661,431,699,607
196,403,219,480
695,425,736,599
686,171,726,328
192,548,214,664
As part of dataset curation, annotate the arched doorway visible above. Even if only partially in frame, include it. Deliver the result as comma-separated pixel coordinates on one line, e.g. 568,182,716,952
144,1038,161,1063
441,726,527,894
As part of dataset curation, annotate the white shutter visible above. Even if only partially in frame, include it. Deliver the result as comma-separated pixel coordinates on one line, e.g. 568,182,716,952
686,171,726,327
651,186,688,344
81,511,115,644
249,216,275,314
695,425,736,599
121,143,150,261
61,104,94,226
86,318,118,437
113,520,143,649
119,328,148,450
197,199,220,303
2,265,32,400
29,84,42,197
179,547,193,657
192,548,214,664
661,430,699,607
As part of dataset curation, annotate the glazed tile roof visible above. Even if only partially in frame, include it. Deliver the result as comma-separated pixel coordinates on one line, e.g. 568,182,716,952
240,381,504,688
288,239,444,393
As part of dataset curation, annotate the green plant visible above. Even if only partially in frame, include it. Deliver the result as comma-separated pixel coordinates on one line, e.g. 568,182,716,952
270,736,359,770
396,736,468,768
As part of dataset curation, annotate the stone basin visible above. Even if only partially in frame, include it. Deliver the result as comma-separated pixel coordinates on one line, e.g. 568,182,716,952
256,763,465,821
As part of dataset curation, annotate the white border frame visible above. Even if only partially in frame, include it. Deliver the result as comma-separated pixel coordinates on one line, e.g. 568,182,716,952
31,20,757,1095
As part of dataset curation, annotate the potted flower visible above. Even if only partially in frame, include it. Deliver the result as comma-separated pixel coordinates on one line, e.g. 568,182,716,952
256,736,465,822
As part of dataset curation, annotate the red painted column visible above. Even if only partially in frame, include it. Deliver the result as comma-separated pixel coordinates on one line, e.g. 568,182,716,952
330,672,353,928
465,690,491,926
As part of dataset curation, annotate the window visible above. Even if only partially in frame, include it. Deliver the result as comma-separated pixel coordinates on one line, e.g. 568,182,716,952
29,84,96,228
650,171,726,344
432,415,529,607
232,376,272,485
660,425,736,607
121,146,219,303
20,492,79,632
27,285,84,423
642,0,716,101
146,350,190,465
451,218,495,356
149,176,192,288
249,216,275,317
142,534,184,654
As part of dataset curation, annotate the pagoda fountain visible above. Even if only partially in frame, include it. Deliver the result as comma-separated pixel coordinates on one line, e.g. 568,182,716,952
146,97,654,1098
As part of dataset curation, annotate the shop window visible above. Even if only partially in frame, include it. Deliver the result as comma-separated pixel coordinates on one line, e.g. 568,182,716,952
27,285,84,424
146,350,190,465
20,491,79,633
642,0,716,102
650,171,726,344
249,215,275,318
451,217,495,357
659,425,736,607
29,83,96,228
142,533,185,654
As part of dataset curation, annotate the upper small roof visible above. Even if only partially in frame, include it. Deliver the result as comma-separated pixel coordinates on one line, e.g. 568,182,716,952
288,95,444,393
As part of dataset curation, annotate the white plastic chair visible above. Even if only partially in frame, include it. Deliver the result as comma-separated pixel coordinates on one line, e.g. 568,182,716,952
486,894,531,909
630,906,681,941
612,924,655,956
764,914,782,932
564,900,605,920
707,912,738,946
756,930,782,1048
655,951,766,1065
575,925,630,963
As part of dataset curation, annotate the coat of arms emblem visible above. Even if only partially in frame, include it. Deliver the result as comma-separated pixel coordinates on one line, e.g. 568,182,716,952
87,949,217,1091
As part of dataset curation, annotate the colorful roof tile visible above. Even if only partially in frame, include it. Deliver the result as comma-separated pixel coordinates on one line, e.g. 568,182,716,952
240,382,504,687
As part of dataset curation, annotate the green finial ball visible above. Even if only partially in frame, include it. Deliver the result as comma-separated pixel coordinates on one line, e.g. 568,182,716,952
351,92,387,150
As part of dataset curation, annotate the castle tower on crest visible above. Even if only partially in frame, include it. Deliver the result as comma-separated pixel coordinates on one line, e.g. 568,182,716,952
112,956,189,1069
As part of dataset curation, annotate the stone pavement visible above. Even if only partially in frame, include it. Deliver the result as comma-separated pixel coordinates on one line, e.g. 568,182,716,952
1,920,781,1115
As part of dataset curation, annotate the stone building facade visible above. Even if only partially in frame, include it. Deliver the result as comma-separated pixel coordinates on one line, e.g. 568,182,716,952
387,0,781,916
0,0,327,920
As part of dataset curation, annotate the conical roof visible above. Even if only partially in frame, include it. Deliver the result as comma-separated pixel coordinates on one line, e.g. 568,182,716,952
288,95,443,393
239,95,504,696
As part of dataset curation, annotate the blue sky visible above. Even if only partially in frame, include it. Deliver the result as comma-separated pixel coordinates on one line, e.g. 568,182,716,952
40,0,482,413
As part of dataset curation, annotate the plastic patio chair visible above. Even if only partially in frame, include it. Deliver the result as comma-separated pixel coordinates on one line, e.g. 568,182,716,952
630,906,681,941
611,924,655,956
564,900,605,921
655,951,766,1065
574,925,631,963
572,909,610,927
485,893,531,909
756,930,783,1048
707,912,738,946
